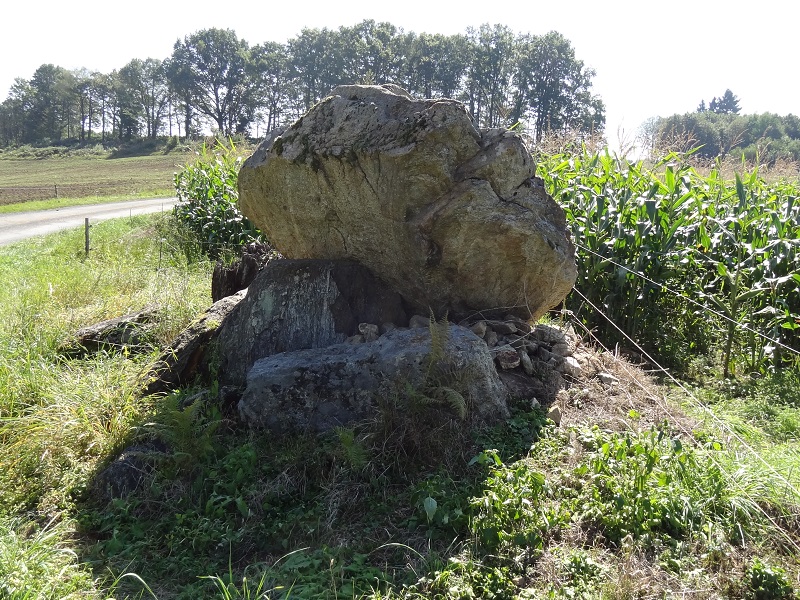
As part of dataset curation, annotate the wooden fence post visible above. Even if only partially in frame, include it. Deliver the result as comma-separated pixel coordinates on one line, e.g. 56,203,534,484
85,218,90,256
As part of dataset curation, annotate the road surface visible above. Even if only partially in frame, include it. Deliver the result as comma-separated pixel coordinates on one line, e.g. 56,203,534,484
0,197,178,247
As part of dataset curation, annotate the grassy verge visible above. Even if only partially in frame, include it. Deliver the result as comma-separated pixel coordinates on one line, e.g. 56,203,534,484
0,213,213,597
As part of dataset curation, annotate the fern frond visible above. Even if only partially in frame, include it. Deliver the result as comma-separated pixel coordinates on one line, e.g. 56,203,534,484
428,309,450,369
435,386,467,420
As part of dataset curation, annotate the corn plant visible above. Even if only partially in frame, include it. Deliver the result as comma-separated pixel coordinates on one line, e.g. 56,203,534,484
537,147,800,377
173,139,264,260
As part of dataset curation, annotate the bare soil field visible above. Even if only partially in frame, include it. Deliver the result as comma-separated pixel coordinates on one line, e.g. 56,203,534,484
0,154,185,205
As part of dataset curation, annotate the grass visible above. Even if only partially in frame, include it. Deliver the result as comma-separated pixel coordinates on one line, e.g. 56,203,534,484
0,138,256,212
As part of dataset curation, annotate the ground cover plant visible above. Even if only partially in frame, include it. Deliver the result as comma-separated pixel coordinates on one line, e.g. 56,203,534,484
0,145,799,598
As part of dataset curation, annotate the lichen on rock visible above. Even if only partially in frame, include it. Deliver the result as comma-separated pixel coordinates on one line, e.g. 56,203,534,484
238,84,576,321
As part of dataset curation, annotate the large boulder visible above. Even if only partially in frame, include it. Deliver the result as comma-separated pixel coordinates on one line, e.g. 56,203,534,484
143,258,408,395
238,324,509,432
238,84,576,321
212,258,408,387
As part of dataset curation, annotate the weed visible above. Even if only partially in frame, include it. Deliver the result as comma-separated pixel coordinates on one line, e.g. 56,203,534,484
748,557,796,600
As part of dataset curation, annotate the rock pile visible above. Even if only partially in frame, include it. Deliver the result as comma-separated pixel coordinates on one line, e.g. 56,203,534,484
141,84,582,434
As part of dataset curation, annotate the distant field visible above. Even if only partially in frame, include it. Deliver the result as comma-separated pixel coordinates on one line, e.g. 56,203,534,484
0,154,187,206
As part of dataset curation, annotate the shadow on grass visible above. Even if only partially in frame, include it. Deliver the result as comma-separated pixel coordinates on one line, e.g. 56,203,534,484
73,382,552,599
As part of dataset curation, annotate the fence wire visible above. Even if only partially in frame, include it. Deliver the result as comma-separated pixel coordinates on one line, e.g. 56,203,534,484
573,241,800,360
570,285,800,553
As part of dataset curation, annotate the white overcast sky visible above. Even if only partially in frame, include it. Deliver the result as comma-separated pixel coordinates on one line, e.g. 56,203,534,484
3,0,798,150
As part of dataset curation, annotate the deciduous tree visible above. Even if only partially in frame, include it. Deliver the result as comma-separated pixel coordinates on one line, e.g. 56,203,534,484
168,28,255,135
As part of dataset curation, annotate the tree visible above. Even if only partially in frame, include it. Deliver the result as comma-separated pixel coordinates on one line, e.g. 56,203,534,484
91,71,115,142
340,20,401,84
0,78,32,144
0,22,606,147
464,24,515,127
119,58,169,139
164,56,196,139
652,110,800,162
287,27,350,112
249,41,292,133
24,64,78,143
169,28,255,135
709,89,740,114
512,31,604,140
400,32,469,99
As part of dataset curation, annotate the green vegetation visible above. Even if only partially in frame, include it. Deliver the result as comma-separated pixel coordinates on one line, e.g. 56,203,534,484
537,148,800,377
0,146,799,598
0,137,259,212
0,148,181,208
172,140,263,260
644,109,800,165
0,21,603,144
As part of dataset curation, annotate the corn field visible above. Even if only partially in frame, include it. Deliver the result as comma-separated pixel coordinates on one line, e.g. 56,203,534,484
537,149,800,377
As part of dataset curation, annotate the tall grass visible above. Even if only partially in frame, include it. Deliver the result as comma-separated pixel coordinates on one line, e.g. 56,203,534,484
0,516,94,599
0,215,212,513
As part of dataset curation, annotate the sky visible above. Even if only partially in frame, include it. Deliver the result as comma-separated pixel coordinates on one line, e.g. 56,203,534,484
4,0,798,151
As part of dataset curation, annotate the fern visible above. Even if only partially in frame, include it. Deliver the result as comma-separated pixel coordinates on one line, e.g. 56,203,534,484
434,386,467,420
427,309,450,370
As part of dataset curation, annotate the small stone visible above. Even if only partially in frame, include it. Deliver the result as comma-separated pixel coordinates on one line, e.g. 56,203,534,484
484,329,499,348
547,405,562,426
380,322,397,334
598,372,619,386
346,334,364,344
530,398,541,409
492,344,521,370
486,320,518,335
409,314,430,329
551,342,572,357
519,349,534,376
358,323,379,342
524,339,539,354
537,346,552,362
506,334,527,350
559,356,582,378
533,324,566,344
470,321,488,338
504,315,533,334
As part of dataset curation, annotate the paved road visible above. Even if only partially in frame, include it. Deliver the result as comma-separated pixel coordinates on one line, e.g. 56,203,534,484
0,197,178,246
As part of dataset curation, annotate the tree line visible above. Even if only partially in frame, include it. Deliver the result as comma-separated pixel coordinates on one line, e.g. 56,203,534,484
0,21,605,147
642,89,800,163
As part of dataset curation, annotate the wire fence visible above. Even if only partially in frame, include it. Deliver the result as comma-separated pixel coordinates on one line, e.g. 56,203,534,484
568,285,800,553
573,241,800,359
